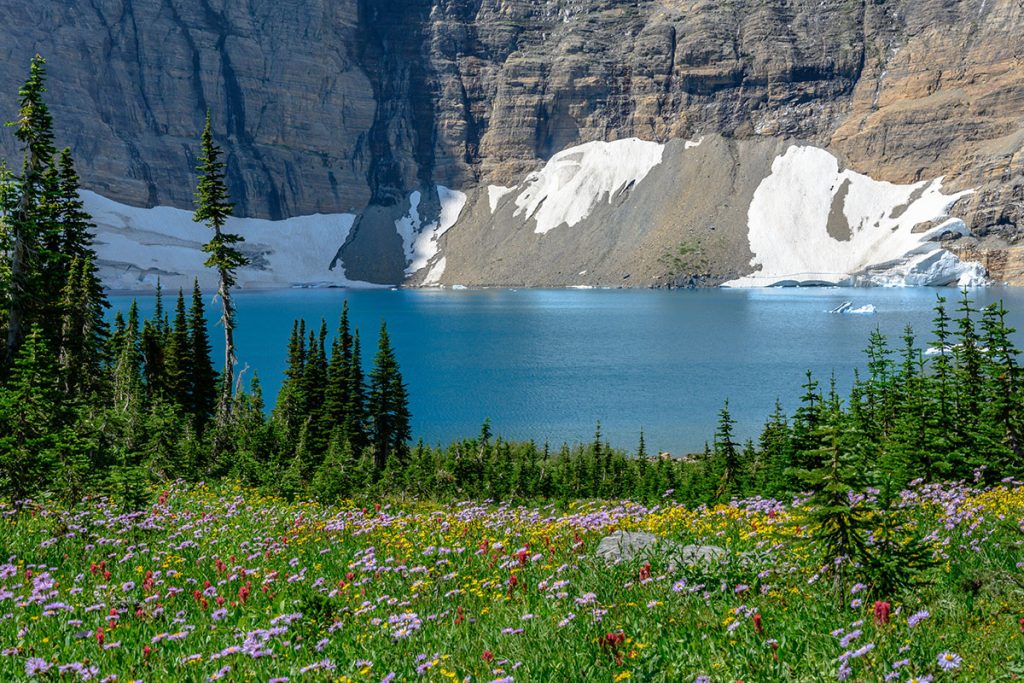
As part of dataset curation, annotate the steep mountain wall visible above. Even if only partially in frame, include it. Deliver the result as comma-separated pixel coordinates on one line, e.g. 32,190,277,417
0,0,1022,286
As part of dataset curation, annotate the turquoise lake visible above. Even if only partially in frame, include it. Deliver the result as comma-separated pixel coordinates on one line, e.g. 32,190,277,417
108,287,1024,454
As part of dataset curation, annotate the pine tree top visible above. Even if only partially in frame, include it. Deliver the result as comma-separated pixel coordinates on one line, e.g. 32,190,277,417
12,55,55,168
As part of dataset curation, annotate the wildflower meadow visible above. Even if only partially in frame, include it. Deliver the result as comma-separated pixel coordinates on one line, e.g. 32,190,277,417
2,480,1023,682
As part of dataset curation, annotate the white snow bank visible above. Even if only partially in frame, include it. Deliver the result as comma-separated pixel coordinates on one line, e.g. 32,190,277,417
488,185,514,214
422,257,447,286
512,138,665,234
83,191,373,291
724,146,987,288
395,186,467,275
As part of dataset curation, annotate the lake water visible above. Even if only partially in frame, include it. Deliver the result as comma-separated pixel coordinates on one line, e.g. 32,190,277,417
108,287,1024,454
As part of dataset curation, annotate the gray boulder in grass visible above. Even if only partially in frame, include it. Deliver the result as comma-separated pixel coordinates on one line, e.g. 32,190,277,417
595,530,727,571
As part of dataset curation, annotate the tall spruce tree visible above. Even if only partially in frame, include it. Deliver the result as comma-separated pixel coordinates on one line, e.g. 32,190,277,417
3,56,60,367
164,289,191,407
300,321,330,462
368,322,411,470
187,279,217,430
0,325,66,503
713,399,741,500
274,320,307,448
981,301,1022,470
325,301,354,428
759,399,794,495
58,255,108,399
345,330,369,453
795,411,871,598
193,112,247,418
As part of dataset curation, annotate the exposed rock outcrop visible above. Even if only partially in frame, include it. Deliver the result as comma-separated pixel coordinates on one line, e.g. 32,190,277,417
594,530,728,571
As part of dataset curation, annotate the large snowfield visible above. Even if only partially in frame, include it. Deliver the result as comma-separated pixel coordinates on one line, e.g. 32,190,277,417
724,146,986,288
508,138,666,234
84,191,368,291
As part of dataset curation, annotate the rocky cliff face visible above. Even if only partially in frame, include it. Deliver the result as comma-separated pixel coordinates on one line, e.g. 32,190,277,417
1,0,1022,286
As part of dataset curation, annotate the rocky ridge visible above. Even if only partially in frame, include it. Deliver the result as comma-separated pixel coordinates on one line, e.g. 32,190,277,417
0,0,1021,286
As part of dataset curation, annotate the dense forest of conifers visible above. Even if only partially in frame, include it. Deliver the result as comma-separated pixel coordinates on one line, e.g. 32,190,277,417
2,57,1024,513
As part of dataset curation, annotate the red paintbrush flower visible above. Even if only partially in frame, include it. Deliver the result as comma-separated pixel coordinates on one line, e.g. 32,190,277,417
874,601,891,626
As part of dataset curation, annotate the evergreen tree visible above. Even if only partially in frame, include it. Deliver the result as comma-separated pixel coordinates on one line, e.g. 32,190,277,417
325,301,354,427
884,327,931,486
300,321,330,461
58,255,108,399
111,301,144,412
0,325,67,503
312,436,355,503
759,399,794,495
3,56,59,366
795,413,871,597
55,149,96,262
274,320,307,448
792,370,824,469
929,295,956,470
980,301,1022,471
193,112,247,418
345,330,369,453
153,278,166,336
187,279,217,430
713,399,740,500
140,318,167,401
368,322,411,470
164,289,190,407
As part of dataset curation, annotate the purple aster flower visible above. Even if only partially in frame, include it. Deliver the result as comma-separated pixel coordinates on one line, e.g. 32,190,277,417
25,658,51,677
907,610,930,627
937,652,962,670
839,629,861,648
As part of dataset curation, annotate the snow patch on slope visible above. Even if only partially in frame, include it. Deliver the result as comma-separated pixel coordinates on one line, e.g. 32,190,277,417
83,191,371,291
724,146,986,288
422,257,447,286
512,138,665,234
488,185,514,213
395,186,467,275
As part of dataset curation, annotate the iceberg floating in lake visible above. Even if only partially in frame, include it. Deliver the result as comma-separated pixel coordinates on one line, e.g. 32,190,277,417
828,302,876,315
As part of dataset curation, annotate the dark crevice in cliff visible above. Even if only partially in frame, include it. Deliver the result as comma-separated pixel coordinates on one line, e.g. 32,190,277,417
357,0,437,207
194,0,284,219
81,0,159,205
161,0,208,121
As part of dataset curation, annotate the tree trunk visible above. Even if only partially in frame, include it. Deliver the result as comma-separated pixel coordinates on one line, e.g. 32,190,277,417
217,263,235,419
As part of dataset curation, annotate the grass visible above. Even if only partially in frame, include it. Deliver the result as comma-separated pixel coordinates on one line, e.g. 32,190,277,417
1,481,1023,681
